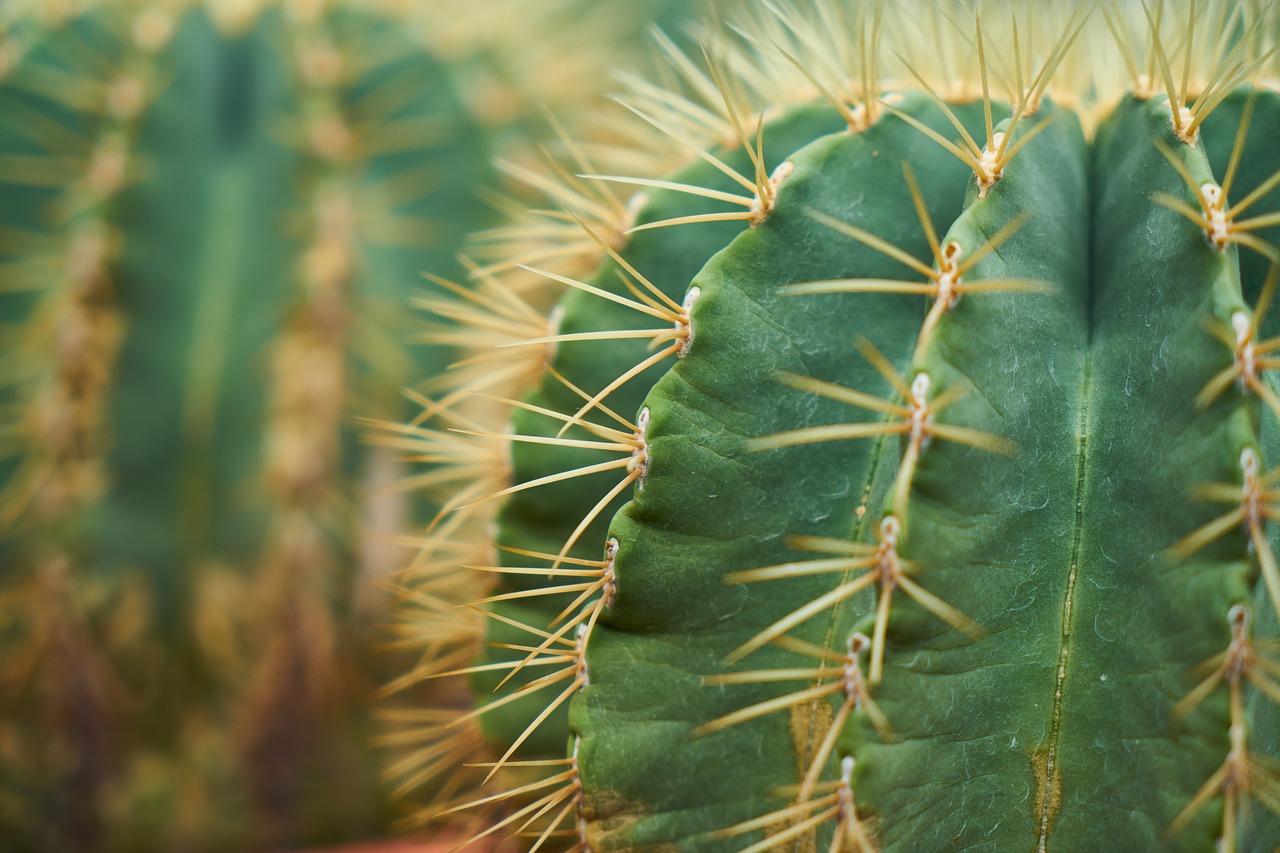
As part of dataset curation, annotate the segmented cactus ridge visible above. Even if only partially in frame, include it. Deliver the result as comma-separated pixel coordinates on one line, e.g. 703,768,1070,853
397,1,1280,850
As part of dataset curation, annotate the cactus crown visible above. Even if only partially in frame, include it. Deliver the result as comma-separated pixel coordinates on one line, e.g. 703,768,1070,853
397,2,1280,851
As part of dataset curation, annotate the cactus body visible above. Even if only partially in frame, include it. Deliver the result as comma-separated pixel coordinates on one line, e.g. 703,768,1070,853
406,3,1280,851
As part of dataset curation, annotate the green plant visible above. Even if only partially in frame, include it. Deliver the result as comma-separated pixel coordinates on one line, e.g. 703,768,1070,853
0,0,688,849
401,2,1280,850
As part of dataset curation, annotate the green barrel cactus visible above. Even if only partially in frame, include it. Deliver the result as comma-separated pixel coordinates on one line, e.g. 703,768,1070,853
400,1,1280,850
0,0,686,849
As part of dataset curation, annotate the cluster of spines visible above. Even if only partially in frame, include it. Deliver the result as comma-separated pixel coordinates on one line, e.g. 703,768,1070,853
1142,14,1280,847
1166,104,1280,846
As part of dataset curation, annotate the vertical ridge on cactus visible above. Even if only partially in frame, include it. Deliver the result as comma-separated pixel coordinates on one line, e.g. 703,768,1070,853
398,1,1280,850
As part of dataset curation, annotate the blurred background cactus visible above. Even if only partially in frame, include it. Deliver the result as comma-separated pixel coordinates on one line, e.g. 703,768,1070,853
0,0,707,850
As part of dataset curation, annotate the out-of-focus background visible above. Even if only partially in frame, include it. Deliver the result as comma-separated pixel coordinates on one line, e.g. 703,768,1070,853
0,0,706,850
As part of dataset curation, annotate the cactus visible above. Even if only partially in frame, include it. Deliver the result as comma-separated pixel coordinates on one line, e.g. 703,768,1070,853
0,0,691,849
0,1,491,847
401,2,1280,851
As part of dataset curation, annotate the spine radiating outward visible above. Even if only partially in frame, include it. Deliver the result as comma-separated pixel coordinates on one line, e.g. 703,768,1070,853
399,2,1280,851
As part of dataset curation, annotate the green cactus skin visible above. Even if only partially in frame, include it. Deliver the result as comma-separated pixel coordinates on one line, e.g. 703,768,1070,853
406,3,1280,851
0,1,494,849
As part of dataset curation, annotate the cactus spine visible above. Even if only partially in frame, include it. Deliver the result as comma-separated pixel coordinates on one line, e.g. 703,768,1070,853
402,2,1280,850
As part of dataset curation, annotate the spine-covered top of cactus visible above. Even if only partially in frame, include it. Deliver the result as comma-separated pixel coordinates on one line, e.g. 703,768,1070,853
398,2,1280,852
